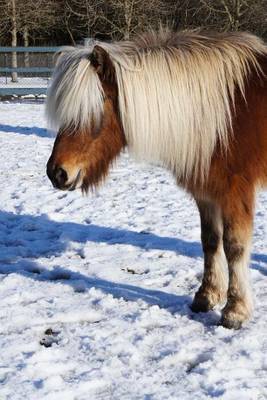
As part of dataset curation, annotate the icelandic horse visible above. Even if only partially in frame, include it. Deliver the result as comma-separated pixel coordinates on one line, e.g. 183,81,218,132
46,30,267,329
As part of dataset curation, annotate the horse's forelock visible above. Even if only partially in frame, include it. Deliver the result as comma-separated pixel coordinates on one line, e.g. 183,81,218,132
46,47,105,134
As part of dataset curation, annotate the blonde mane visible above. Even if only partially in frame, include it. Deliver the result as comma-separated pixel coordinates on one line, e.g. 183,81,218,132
46,30,267,182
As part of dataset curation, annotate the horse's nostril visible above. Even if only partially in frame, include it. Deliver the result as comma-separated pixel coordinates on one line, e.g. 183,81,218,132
54,167,68,187
46,159,68,189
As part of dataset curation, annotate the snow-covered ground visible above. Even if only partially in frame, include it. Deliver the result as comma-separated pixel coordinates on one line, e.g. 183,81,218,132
0,102,266,400
0,77,49,88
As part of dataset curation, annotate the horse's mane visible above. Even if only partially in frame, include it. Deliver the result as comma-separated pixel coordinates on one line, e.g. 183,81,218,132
46,30,267,182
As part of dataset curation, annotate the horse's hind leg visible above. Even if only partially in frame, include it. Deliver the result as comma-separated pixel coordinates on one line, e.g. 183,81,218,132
221,191,254,329
191,199,227,312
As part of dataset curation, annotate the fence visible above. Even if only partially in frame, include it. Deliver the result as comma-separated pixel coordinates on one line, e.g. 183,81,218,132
0,47,60,97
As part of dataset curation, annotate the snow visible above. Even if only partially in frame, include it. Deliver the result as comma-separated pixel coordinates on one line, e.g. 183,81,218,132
0,101,267,399
0,77,49,88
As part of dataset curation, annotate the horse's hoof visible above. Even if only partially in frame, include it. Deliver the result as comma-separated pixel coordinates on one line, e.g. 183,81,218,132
220,316,242,330
191,296,213,313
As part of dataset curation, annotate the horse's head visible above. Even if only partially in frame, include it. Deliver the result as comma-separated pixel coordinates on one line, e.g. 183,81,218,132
46,45,126,192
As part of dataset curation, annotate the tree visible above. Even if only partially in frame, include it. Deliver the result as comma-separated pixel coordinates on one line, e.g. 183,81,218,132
0,0,59,80
175,0,267,36
97,0,175,40
1,0,267,48
60,0,105,44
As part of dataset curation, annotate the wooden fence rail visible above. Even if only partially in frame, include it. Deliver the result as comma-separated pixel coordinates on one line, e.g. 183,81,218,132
0,46,60,97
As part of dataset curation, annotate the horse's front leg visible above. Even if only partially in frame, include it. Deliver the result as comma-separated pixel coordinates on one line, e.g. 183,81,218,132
191,199,228,312
221,192,254,329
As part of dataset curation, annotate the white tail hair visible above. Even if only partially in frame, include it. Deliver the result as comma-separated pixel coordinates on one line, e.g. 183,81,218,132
46,30,267,182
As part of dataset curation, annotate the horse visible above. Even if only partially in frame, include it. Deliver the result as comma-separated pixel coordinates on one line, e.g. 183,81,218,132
46,30,267,329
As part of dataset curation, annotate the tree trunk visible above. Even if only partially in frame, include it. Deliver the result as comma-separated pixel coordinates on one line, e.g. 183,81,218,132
124,0,131,40
11,0,18,82
23,26,30,68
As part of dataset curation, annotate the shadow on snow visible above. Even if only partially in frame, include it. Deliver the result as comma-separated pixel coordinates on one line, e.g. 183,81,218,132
0,123,52,138
0,210,199,313
0,210,266,312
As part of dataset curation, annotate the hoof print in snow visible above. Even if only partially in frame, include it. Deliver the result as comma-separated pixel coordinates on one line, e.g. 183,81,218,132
40,328,60,347
27,267,41,275
121,267,149,275
122,267,137,274
50,271,71,281
139,230,150,235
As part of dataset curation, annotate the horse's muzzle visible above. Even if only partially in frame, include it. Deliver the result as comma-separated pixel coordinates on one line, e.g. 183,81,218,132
46,159,81,191
46,159,68,190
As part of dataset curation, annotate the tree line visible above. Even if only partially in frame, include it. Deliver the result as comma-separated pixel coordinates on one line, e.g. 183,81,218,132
0,0,267,47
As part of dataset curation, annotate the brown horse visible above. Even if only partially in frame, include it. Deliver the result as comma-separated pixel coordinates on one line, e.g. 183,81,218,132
46,30,267,329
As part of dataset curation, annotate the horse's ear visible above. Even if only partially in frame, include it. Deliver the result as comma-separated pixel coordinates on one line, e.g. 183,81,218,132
90,45,116,83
